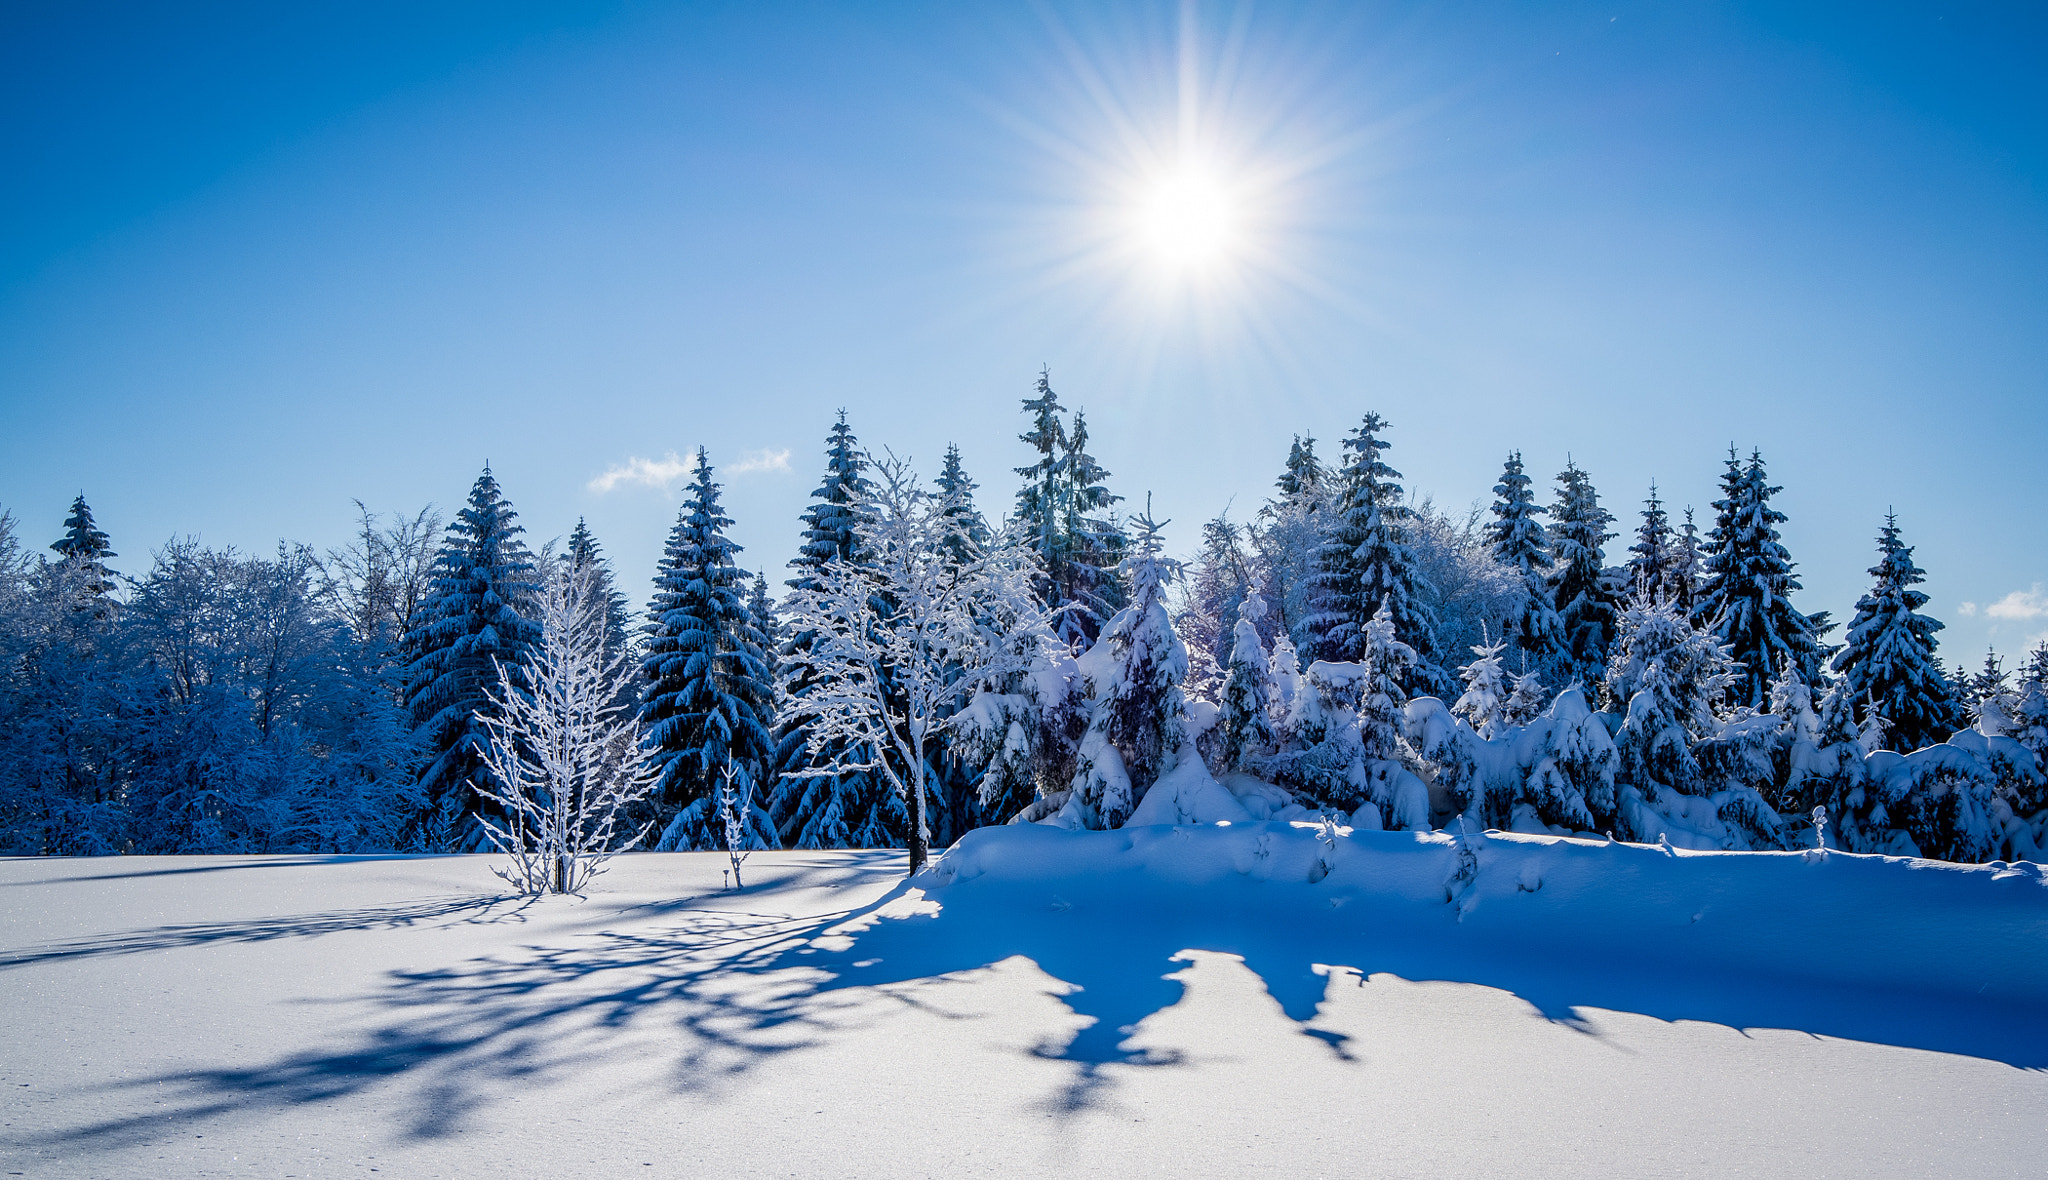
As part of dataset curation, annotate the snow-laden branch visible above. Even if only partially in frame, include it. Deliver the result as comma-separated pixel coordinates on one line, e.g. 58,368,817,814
472,562,657,894
777,453,1060,872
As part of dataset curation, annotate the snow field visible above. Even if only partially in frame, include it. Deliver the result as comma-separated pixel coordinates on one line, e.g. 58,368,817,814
4,826,2046,1178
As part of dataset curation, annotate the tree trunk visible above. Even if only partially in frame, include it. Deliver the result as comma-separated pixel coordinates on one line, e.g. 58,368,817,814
907,729,928,875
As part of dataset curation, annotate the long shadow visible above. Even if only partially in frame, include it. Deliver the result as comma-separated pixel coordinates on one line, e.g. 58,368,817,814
0,853,458,888
1,893,532,969
23,829,2048,1151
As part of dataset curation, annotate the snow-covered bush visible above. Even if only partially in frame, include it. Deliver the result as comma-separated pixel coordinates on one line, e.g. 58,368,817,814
472,563,657,895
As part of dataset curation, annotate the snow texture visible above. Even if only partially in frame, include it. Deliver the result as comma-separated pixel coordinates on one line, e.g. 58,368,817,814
5,829,2045,1178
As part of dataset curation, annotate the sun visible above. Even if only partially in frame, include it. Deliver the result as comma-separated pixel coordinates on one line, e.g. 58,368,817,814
1135,164,1239,271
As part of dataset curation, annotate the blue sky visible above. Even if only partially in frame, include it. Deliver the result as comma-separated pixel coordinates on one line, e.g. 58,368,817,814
3,1,2044,666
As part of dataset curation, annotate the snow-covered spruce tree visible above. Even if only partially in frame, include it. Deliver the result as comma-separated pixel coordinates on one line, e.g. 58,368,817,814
1308,413,1445,692
402,467,542,851
1830,514,1959,752
1354,609,1433,830
1485,451,1561,668
778,455,1058,873
766,412,878,848
1275,434,1327,503
747,574,780,654
1693,449,1822,710
474,562,658,894
564,517,636,713
640,449,777,851
1061,408,1128,645
1667,507,1704,616
1500,668,1548,729
50,494,120,622
1217,590,1276,772
1252,434,1333,652
1626,483,1674,600
1452,632,1512,739
1548,461,1619,695
1605,595,1783,848
1059,507,1193,829
928,445,1003,844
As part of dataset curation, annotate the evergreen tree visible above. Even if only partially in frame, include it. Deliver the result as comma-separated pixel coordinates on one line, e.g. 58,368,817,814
791,412,868,586
1485,452,1561,666
1694,449,1821,709
1275,434,1327,505
1626,483,1673,600
563,518,635,712
1309,413,1444,691
1014,369,1070,622
50,494,119,620
747,574,780,654
640,449,776,850
402,467,541,850
1548,461,1618,693
1059,408,1127,647
1217,590,1276,771
1667,507,1704,615
1831,514,1958,752
1010,371,1125,651
934,443,991,566
768,414,887,848
1066,508,1187,828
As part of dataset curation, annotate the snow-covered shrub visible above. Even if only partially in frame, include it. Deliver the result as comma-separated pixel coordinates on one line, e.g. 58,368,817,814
473,563,658,895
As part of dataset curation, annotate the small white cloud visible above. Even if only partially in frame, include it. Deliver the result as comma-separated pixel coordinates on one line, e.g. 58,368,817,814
1986,585,2048,622
587,451,697,494
728,447,793,476
1959,602,1978,617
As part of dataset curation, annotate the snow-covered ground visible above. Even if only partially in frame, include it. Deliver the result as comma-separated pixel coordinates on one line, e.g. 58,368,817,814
4,825,2046,1178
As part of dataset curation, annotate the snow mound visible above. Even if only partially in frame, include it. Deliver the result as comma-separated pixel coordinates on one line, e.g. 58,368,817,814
919,822,2048,1035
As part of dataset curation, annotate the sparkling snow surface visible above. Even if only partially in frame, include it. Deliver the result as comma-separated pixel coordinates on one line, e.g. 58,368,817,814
4,826,2046,1178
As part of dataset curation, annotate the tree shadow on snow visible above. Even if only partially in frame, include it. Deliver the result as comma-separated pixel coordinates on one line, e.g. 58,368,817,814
25,840,2048,1151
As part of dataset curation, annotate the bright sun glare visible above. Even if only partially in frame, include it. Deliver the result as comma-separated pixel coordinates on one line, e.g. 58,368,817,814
1136,165,1238,271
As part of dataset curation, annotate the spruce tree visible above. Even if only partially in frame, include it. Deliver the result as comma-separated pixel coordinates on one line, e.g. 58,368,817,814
1831,514,1957,751
1548,461,1619,694
1626,483,1673,600
768,414,889,848
1667,507,1704,615
640,449,776,849
49,494,119,620
564,518,635,712
1308,414,1444,692
1011,370,1125,651
403,467,542,850
792,412,867,585
1275,434,1326,506
1060,408,1127,648
1485,452,1562,667
1014,369,1070,619
935,443,990,566
747,574,781,654
1694,449,1821,709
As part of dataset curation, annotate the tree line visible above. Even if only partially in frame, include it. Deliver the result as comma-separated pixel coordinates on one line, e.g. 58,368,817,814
3,370,2042,862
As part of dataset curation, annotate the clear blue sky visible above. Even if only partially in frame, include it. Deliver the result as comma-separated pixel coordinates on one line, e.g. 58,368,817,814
3,1,2044,667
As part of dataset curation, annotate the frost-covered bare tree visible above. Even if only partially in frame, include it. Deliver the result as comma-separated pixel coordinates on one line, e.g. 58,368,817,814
778,454,1059,873
473,562,656,895
315,501,442,655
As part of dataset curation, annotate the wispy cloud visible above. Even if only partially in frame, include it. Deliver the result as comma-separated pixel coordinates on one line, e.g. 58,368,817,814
1959,602,1978,616
728,447,792,476
1987,585,2048,621
587,451,697,494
